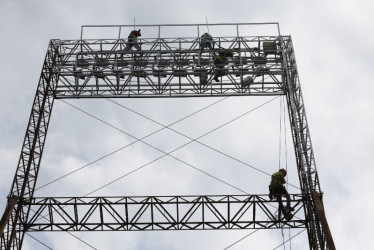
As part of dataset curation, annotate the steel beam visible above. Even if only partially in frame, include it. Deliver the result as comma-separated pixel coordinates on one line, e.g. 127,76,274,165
53,36,285,98
280,37,329,249
25,195,305,231
0,40,60,250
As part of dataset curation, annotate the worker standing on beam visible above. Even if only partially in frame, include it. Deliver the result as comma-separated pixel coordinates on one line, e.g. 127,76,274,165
269,168,294,216
124,29,142,51
212,50,234,82
200,33,214,51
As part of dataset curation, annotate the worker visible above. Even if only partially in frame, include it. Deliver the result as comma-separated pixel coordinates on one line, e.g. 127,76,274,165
124,29,142,51
268,168,294,215
212,50,234,82
200,33,214,51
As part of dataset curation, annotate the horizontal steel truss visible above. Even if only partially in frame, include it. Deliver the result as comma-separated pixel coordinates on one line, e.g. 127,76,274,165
25,195,306,231
53,36,287,98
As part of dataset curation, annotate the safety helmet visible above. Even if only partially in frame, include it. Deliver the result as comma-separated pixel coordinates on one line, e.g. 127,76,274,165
279,168,287,176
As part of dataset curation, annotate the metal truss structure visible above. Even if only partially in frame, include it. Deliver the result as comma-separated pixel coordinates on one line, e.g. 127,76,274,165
0,23,334,249
26,195,305,231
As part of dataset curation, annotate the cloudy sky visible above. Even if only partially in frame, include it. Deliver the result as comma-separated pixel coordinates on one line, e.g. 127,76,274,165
1,0,373,249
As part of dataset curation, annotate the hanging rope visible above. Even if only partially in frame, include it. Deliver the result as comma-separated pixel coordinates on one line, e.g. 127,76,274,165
279,97,282,169
283,96,292,250
224,97,300,250
282,228,286,250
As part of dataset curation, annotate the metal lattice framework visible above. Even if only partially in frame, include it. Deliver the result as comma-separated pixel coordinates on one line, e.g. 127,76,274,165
0,23,333,250
25,195,305,231
54,38,284,97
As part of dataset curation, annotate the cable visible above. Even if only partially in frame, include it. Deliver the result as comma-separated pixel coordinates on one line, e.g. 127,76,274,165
225,227,305,250
34,98,284,225
282,96,292,250
107,97,300,190
107,97,275,177
223,229,260,249
26,233,53,250
85,147,249,196
272,229,306,250
63,97,281,195
279,97,282,170
66,232,99,250
225,97,296,250
36,97,229,191
27,207,100,250
280,98,286,250
37,96,278,194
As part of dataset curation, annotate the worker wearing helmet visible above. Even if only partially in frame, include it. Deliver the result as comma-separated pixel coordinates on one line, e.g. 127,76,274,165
212,50,234,82
269,168,293,215
200,33,214,51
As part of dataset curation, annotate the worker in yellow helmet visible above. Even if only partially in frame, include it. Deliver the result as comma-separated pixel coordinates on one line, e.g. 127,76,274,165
269,168,294,215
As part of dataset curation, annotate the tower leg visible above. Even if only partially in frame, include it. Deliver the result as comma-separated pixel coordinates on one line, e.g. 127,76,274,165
0,41,59,249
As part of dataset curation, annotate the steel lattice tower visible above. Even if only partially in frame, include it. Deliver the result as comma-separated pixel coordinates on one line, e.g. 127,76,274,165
0,23,334,249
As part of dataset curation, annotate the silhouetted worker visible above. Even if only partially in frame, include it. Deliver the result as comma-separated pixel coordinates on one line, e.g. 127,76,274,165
124,29,142,51
212,50,234,82
268,168,294,215
200,33,214,51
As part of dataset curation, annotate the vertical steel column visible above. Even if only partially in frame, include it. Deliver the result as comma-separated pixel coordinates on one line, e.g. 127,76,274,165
0,40,59,250
280,36,326,249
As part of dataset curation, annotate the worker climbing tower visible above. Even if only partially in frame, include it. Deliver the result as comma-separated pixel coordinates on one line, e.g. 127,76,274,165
0,23,334,249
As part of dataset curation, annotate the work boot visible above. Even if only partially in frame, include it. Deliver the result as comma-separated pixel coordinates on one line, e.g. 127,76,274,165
213,76,219,82
269,193,274,200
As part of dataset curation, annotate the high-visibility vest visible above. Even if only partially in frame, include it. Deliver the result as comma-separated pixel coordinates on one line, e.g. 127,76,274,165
216,53,227,62
270,171,285,188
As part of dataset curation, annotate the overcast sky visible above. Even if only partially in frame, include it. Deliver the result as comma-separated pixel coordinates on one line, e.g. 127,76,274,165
1,0,373,249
